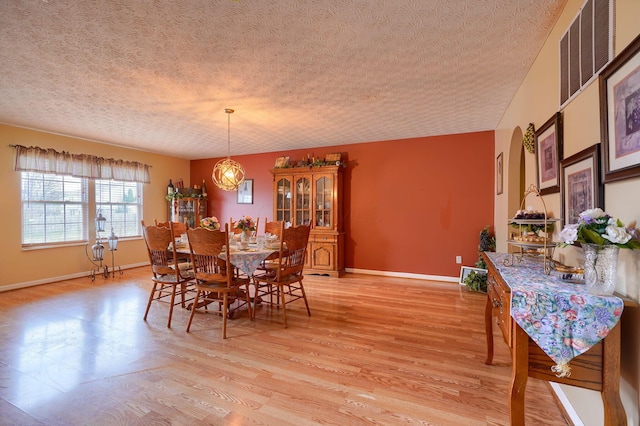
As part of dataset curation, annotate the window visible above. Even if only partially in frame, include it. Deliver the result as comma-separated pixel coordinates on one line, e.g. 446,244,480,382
21,172,88,245
559,0,612,106
96,179,143,238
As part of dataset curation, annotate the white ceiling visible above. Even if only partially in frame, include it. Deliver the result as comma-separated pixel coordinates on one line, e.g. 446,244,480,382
0,0,566,160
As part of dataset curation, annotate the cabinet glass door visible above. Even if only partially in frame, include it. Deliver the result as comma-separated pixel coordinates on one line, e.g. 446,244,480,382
314,176,332,229
294,177,311,226
275,178,291,223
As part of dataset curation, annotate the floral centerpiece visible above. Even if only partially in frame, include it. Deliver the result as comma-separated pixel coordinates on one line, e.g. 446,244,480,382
557,208,639,296
557,208,640,248
234,215,256,232
200,216,220,230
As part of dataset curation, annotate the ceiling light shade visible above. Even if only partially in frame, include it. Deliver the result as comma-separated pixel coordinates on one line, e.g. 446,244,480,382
212,108,245,191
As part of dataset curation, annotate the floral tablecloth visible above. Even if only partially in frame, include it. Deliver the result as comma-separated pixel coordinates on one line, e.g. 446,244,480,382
220,247,277,276
485,252,624,376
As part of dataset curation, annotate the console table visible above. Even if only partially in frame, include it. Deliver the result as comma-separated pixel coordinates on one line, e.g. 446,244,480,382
482,252,630,425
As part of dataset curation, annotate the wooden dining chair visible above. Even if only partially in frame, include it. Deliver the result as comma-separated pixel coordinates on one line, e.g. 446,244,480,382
253,224,311,327
142,222,195,328
263,219,283,238
155,219,188,239
185,223,253,338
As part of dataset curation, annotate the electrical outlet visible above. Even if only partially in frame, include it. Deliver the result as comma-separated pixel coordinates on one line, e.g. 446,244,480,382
456,256,462,264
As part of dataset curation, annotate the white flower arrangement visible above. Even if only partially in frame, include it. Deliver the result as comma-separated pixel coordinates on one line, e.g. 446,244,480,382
557,208,640,249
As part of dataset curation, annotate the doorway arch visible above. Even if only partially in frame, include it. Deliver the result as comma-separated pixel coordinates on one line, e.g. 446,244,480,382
507,127,524,246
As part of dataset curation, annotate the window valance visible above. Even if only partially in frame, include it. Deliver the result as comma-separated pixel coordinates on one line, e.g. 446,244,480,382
10,145,151,183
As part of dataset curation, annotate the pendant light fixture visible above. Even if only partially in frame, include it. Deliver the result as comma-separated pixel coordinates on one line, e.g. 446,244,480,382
212,108,245,191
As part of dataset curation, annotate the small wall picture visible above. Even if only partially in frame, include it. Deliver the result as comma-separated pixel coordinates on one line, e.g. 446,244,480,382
496,152,503,195
237,179,253,204
535,112,563,195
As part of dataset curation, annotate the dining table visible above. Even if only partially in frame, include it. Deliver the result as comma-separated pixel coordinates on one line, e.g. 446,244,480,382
175,242,280,317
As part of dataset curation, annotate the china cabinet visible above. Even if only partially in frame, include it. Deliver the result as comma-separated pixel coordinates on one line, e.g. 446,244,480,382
272,165,345,277
167,197,207,229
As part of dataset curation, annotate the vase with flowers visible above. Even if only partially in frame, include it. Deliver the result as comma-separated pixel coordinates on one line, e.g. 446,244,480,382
557,208,640,295
200,216,220,230
234,215,256,241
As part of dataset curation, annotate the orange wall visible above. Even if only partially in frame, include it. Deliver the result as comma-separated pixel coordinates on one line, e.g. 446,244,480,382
191,131,495,278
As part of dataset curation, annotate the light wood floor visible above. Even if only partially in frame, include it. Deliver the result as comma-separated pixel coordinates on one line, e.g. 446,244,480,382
0,268,568,425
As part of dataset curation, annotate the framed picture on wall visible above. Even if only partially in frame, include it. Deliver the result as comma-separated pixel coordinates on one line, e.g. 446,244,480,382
237,179,253,204
600,34,640,183
535,112,563,195
496,152,503,195
561,145,603,226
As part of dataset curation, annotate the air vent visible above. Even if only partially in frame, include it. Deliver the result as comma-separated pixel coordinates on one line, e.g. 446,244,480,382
559,0,612,107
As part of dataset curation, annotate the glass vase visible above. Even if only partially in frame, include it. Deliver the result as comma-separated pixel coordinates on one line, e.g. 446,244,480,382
241,229,252,242
582,243,619,296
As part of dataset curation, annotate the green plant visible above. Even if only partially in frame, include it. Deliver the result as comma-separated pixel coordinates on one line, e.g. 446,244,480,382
464,226,496,292
165,191,185,202
464,270,487,292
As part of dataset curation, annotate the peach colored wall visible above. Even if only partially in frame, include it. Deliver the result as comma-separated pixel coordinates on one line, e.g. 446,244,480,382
192,131,495,278
0,124,190,288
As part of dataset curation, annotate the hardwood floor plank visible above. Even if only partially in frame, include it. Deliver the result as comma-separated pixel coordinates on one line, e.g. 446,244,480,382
0,268,568,425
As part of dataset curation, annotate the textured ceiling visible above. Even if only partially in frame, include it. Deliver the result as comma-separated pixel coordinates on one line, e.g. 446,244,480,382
0,0,566,160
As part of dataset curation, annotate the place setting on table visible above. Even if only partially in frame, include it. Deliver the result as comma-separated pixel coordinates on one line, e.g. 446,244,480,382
195,215,284,277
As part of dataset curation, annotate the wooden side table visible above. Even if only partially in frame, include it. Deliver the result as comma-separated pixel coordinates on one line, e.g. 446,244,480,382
483,252,629,426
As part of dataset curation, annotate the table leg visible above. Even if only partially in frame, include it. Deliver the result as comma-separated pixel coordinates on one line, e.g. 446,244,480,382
601,323,626,426
509,323,528,425
485,293,494,365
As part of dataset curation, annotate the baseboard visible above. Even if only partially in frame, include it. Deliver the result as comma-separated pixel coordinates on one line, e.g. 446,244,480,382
0,262,149,293
548,382,583,426
345,267,459,283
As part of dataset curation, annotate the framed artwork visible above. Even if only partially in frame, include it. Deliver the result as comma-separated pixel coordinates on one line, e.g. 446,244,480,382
496,152,503,195
535,112,563,195
561,145,603,226
274,156,290,168
237,179,253,204
600,34,640,183
459,266,487,286
325,152,342,162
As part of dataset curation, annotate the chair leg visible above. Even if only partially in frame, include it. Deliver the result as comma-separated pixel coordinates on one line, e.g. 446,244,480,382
186,289,201,332
222,293,228,339
245,283,253,321
167,284,177,328
280,285,288,328
299,280,311,316
143,283,159,321
180,282,187,308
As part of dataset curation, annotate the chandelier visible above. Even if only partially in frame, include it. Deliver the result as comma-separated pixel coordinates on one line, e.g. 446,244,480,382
212,108,245,191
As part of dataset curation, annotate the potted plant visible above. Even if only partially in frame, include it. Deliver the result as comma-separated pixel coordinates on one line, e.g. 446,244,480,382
464,226,496,292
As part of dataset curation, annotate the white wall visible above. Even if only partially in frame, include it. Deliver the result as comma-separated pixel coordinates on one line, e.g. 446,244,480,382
494,0,640,423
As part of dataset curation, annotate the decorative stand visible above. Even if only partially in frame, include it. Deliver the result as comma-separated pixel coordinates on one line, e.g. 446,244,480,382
86,213,123,281
504,185,559,274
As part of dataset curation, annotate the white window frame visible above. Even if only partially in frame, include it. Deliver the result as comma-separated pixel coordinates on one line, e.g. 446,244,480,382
95,179,143,239
21,172,88,247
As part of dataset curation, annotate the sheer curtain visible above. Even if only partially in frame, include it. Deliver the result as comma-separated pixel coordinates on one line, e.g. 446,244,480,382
11,145,151,183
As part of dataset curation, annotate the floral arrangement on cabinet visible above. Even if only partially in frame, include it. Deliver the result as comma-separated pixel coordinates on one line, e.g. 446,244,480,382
200,216,220,230
234,216,256,232
557,208,640,249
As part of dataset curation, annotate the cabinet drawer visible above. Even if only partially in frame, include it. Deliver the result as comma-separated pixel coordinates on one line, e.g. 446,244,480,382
487,273,512,347
310,234,338,244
